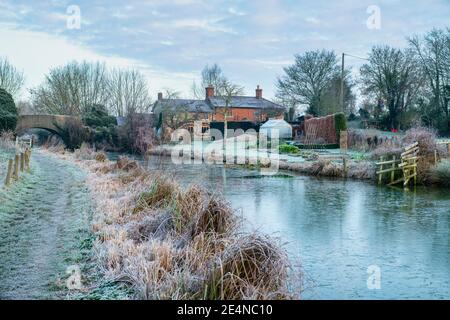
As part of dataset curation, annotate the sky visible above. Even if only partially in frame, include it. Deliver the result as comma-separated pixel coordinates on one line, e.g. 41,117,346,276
0,0,449,103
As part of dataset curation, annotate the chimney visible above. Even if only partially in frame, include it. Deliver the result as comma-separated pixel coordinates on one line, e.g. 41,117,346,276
256,85,262,99
206,85,215,98
157,92,163,101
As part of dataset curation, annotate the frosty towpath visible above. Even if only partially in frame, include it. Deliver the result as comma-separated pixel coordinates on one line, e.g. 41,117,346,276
0,150,92,299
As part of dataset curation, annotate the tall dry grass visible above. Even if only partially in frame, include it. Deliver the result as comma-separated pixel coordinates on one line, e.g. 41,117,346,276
53,148,297,300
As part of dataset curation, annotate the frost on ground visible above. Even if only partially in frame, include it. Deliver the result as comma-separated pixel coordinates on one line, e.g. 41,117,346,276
0,149,93,299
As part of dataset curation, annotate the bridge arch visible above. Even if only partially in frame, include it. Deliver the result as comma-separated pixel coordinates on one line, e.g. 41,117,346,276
15,115,80,144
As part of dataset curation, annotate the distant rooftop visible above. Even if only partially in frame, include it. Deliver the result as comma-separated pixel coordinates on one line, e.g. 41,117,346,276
153,85,284,113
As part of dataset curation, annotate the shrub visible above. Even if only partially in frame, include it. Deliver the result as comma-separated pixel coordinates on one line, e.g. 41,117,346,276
56,118,90,150
279,143,300,154
93,126,119,149
83,104,117,128
334,112,347,142
0,88,18,132
427,160,450,187
402,126,437,156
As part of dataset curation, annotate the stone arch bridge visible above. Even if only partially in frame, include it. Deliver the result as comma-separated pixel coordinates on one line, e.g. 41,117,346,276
15,115,79,136
15,115,82,148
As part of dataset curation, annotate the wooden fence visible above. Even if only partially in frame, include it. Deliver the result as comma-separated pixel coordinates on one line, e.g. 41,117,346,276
376,142,418,187
4,148,32,187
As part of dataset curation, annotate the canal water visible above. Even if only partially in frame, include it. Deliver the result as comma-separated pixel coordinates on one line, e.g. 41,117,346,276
137,155,450,299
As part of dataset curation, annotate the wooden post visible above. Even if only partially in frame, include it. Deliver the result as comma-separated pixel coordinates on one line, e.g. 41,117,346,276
20,153,25,172
343,157,347,177
434,150,438,164
5,159,13,186
25,149,30,170
413,158,417,185
14,154,20,180
391,155,396,184
378,156,384,184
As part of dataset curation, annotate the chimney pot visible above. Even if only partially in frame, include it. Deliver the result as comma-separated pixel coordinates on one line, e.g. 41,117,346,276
206,85,215,98
256,85,262,99
158,92,163,101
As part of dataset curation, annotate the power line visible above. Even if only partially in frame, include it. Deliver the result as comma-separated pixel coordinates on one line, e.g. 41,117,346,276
344,53,369,61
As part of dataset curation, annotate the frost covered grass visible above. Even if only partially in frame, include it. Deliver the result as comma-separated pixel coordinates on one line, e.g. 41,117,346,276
426,159,450,187
43,146,298,300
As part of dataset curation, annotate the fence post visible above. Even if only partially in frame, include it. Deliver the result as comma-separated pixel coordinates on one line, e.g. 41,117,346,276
25,150,30,170
5,159,13,186
343,157,348,177
413,157,417,185
391,155,396,184
20,153,25,172
378,156,384,184
14,154,20,180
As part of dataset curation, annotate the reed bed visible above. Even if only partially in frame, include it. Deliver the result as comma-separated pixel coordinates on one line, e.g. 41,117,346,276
42,146,297,300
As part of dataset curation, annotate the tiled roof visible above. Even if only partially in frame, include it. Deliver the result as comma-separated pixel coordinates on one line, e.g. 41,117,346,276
208,96,284,110
152,96,284,113
153,99,213,113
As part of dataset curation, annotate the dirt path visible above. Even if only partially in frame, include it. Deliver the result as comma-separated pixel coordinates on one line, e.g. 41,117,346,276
0,150,92,299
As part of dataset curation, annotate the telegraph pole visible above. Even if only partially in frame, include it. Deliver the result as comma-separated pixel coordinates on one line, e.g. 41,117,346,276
340,53,345,113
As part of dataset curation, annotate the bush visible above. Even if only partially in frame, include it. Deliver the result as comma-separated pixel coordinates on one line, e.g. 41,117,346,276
279,143,300,154
92,126,119,149
402,126,437,156
0,88,18,132
83,104,117,128
334,112,347,143
427,160,450,187
56,118,90,150
348,113,356,121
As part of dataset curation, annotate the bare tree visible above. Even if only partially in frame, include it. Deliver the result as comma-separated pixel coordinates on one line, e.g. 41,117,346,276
320,73,356,116
108,68,152,117
155,89,190,129
409,28,450,132
0,57,25,97
191,63,227,98
214,79,245,152
30,61,109,115
360,46,424,129
276,50,340,116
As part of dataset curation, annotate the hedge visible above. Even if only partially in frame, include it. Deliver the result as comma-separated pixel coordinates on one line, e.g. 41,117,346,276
0,88,18,132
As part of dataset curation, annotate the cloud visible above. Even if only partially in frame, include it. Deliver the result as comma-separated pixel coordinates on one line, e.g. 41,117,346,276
305,17,321,25
1,0,449,102
228,7,246,16
0,24,198,99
